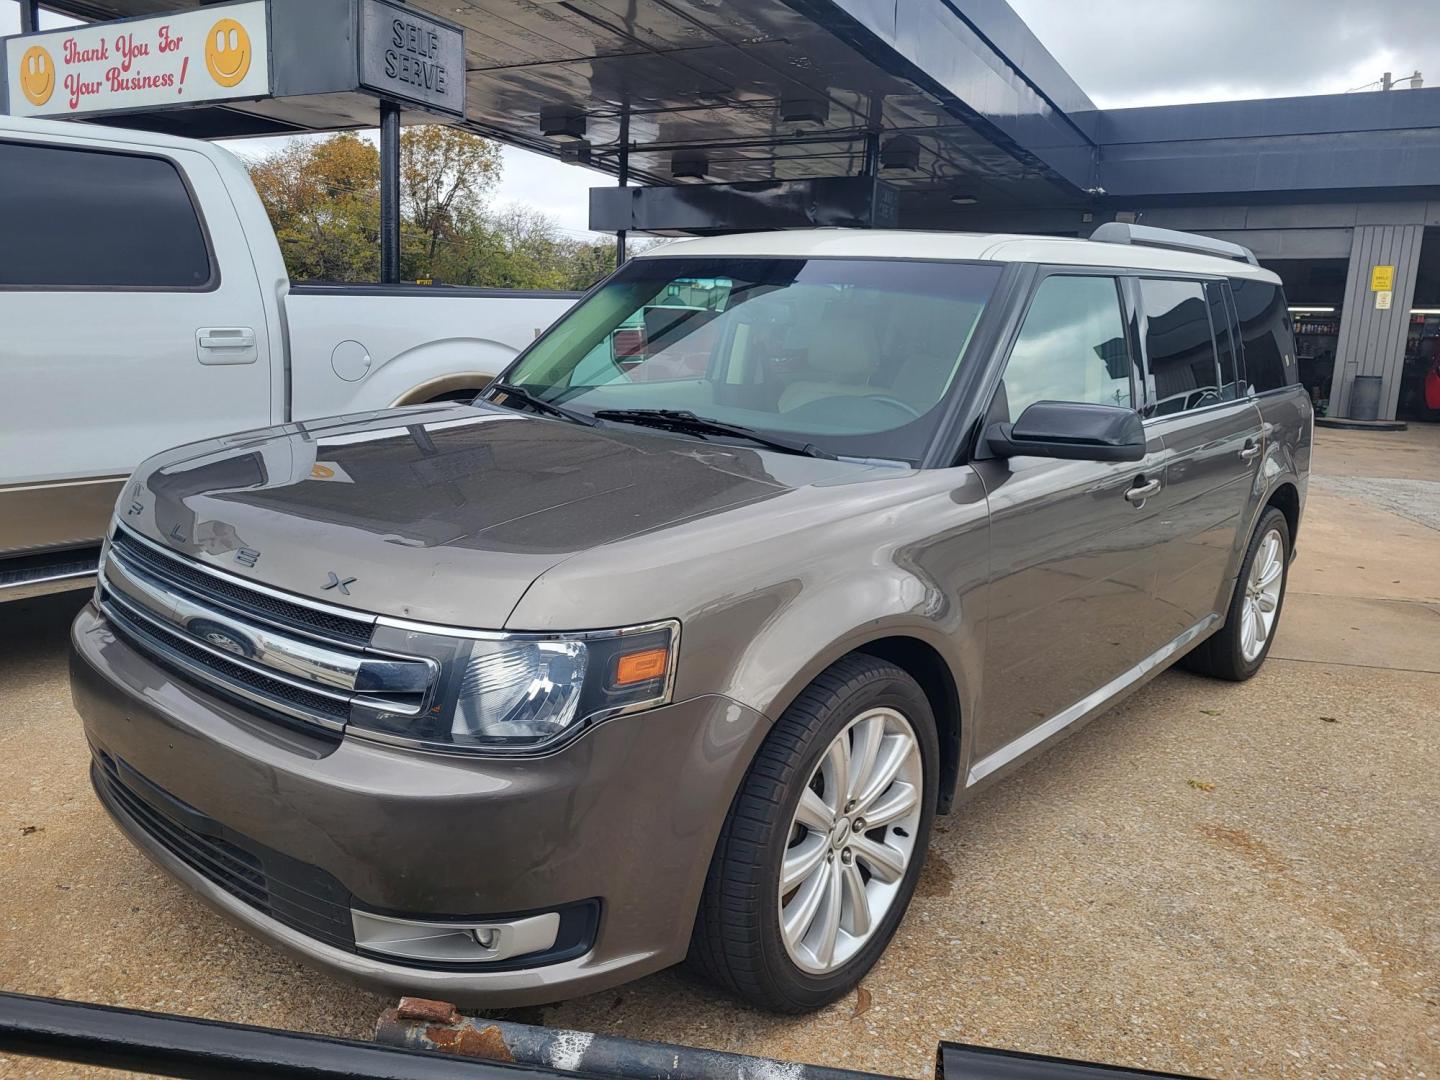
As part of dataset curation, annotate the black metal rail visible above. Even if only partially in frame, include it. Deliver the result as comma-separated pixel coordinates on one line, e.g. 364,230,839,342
0,990,1199,1080
0,991,551,1079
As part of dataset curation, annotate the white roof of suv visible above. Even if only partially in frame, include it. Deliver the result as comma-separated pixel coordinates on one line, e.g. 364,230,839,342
641,228,1282,284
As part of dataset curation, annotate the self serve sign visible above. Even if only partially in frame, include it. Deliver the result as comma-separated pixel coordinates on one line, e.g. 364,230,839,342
5,2,270,118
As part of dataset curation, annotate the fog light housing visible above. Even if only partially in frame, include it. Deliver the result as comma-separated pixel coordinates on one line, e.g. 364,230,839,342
351,909,560,964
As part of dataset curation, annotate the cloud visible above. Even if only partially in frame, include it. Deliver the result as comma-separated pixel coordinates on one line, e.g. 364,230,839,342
1007,0,1438,107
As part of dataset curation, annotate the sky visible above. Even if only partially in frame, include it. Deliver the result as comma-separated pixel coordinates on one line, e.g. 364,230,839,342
6,0,1437,234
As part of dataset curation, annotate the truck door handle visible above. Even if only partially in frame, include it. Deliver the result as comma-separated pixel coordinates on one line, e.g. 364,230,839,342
1239,440,1261,461
196,327,257,365
1125,478,1162,503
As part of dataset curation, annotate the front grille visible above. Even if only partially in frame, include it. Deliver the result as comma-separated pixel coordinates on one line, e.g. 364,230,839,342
103,601,350,727
99,526,432,735
110,529,372,646
93,751,356,951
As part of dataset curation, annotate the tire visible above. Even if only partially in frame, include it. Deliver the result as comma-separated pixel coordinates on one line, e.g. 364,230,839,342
1182,506,1291,681
690,654,938,1012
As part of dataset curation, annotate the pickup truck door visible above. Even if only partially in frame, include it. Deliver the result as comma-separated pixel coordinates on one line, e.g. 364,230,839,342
0,136,273,555
968,271,1174,784
1134,277,1263,640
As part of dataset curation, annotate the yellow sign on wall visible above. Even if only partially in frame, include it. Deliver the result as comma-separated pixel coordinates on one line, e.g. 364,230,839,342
1371,265,1396,291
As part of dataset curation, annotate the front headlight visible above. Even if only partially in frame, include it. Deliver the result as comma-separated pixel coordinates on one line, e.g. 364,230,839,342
351,620,679,754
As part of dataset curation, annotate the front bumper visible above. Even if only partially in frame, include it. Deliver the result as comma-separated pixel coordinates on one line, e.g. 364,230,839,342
71,603,768,1006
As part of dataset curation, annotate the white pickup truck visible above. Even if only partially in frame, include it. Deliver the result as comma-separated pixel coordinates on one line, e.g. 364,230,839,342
0,115,577,601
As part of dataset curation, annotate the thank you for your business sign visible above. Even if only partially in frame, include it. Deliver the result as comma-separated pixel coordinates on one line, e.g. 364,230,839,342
4,1,269,118
358,0,465,116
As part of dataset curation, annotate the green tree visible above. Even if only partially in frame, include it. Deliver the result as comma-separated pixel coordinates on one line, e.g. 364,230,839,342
247,133,379,282
399,125,502,279
245,127,618,291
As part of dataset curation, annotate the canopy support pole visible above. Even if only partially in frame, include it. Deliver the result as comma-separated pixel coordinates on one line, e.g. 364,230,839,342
616,105,630,266
380,100,402,284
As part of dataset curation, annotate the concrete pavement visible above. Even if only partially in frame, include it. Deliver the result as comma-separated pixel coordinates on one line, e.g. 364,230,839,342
2,425,1436,1079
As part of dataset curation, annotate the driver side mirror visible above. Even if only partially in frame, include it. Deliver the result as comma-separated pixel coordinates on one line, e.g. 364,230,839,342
986,401,1146,463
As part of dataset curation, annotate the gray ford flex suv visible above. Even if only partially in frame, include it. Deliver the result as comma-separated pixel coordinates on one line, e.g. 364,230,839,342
71,225,1311,1013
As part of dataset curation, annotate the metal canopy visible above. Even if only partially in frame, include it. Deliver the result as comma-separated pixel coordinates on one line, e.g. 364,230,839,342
20,0,1440,230
30,0,1087,211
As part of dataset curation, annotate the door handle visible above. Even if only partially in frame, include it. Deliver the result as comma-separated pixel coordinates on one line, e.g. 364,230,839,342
1125,478,1162,503
196,327,258,365
198,328,256,349
1239,439,1261,461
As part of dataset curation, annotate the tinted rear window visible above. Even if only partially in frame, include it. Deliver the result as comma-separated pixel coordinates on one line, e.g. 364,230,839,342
0,140,212,288
1230,279,1296,393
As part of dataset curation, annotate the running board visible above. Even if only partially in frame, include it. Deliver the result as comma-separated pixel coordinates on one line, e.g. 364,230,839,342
966,614,1220,787
0,548,100,602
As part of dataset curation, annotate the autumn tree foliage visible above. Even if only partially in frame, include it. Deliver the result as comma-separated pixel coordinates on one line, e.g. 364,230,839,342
245,127,616,290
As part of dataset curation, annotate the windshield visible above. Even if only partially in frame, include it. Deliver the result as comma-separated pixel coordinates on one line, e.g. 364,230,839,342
498,256,1002,463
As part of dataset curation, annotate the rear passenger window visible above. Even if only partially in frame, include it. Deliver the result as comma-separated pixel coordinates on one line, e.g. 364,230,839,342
1230,280,1296,393
1205,282,1243,401
1000,274,1133,419
1140,279,1220,417
0,140,212,289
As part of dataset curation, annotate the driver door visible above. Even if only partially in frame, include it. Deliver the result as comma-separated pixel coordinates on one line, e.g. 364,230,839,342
968,271,1172,781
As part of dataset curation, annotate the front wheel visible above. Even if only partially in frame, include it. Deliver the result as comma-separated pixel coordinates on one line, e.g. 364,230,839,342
1183,506,1291,681
690,655,937,1012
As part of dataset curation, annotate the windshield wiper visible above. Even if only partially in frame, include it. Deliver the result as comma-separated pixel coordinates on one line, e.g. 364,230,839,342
485,383,597,426
591,409,835,459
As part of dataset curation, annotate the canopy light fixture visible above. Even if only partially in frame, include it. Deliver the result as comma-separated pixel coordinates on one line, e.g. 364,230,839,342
1410,308,1440,315
1288,306,1336,314
671,150,709,179
880,136,921,172
559,140,593,166
949,193,978,205
539,106,587,141
779,92,829,126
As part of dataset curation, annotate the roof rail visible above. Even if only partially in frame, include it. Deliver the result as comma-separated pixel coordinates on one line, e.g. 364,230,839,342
1089,222,1259,267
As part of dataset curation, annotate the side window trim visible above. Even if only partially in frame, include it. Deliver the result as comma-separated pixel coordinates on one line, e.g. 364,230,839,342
1220,280,1248,394
0,136,219,293
1203,279,1238,397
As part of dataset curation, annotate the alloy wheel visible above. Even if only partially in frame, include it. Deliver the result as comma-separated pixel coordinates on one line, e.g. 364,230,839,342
778,707,923,975
1240,527,1285,662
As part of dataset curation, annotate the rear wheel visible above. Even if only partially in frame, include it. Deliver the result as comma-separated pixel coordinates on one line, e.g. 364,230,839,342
691,654,937,1012
1183,506,1290,681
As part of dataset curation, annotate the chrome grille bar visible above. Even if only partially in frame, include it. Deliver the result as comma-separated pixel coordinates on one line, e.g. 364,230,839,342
99,586,351,731
105,547,431,698
98,527,437,732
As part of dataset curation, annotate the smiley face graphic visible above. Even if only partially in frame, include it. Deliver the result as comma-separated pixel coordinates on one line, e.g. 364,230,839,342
18,45,55,107
204,18,252,88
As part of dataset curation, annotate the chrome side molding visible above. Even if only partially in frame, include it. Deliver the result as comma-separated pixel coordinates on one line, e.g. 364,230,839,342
966,615,1220,787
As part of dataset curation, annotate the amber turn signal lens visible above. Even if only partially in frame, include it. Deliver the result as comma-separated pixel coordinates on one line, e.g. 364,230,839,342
612,647,669,686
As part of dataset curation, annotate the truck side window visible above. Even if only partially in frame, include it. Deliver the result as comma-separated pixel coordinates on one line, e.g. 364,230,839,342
1230,279,1295,393
1139,278,1220,417
1000,274,1132,420
0,140,212,289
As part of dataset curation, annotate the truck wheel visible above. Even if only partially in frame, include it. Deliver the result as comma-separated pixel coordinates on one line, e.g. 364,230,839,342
1183,506,1291,681
691,654,937,1013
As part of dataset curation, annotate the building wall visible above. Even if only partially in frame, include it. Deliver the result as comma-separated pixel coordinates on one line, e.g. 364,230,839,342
1330,225,1424,419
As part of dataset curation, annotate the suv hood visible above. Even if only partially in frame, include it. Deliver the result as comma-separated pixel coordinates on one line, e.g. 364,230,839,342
119,404,863,628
